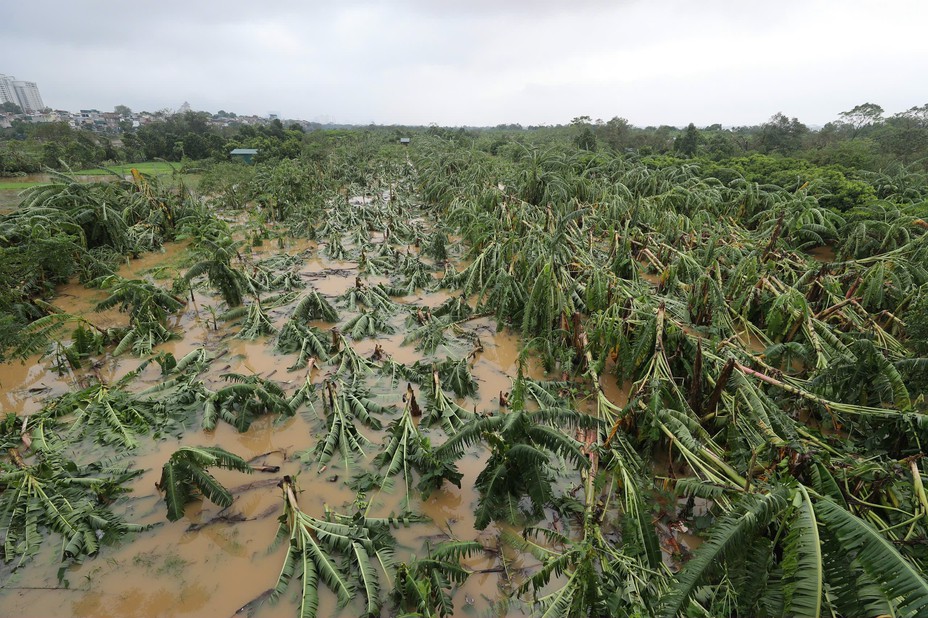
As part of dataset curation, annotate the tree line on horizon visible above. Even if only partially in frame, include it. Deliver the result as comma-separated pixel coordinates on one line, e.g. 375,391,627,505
1,101,927,177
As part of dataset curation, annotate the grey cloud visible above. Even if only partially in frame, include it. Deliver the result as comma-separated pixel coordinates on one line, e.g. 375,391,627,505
2,0,927,125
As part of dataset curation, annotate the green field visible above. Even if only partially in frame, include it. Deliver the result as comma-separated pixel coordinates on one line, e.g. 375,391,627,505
0,181,38,190
72,161,181,176
0,162,186,194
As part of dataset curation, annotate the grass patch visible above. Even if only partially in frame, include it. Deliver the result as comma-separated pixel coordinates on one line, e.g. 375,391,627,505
0,162,186,195
73,162,181,176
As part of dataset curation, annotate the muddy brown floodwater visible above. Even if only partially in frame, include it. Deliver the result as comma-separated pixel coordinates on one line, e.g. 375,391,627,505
0,217,587,618
806,244,837,263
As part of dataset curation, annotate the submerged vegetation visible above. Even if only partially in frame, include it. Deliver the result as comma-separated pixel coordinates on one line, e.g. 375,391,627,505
0,121,927,617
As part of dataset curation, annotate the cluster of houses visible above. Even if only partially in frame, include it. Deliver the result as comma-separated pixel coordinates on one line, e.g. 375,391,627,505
0,109,129,131
0,108,299,133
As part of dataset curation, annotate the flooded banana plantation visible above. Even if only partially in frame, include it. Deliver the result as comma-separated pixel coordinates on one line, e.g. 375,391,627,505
1,137,927,618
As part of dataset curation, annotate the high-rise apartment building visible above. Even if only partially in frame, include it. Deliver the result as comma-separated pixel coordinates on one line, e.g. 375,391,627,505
0,74,46,112
0,75,16,107
12,81,44,112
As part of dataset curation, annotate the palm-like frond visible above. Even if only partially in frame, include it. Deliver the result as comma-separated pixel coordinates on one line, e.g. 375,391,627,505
277,321,329,369
660,487,789,617
0,452,144,566
310,380,378,471
422,369,475,434
158,445,252,522
343,309,395,340
782,485,823,617
437,388,596,529
272,477,412,618
338,281,399,314
328,330,378,376
45,380,171,448
204,373,293,432
292,287,338,323
362,393,462,506
221,298,276,339
814,497,928,618
391,540,483,617
183,236,250,307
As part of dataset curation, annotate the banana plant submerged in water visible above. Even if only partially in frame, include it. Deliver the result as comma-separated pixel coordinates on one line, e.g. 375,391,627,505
271,476,427,618
158,445,253,522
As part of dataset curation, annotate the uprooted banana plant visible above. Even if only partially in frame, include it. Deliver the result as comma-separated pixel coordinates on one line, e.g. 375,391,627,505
203,373,294,432
271,476,426,618
4,126,928,618
0,450,143,567
95,274,185,355
353,385,462,507
436,374,600,530
390,540,484,618
222,296,276,339
308,378,386,472
414,135,928,617
42,367,180,448
157,445,253,522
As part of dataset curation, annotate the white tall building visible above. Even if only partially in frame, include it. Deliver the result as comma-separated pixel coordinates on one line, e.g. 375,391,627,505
13,81,44,112
0,74,45,112
0,75,16,107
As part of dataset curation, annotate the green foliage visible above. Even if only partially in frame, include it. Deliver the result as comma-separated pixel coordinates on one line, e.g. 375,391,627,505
311,379,384,471
814,497,928,617
4,117,928,617
8,309,102,362
158,446,252,522
197,161,256,209
674,123,700,157
96,275,184,355
272,477,423,618
0,171,195,358
292,287,339,323
343,309,395,340
338,280,399,314
277,321,329,369
183,236,250,307
250,158,317,221
906,285,928,355
45,378,171,448
364,391,463,506
810,338,912,409
203,373,294,432
0,450,143,567
221,297,276,339
659,483,928,618
659,487,790,617
135,110,228,161
391,540,483,618
437,388,597,529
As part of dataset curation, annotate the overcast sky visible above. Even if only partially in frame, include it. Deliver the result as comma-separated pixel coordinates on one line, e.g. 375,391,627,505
3,0,926,127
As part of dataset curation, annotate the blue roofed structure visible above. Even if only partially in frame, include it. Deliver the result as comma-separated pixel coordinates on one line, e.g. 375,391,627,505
230,148,258,164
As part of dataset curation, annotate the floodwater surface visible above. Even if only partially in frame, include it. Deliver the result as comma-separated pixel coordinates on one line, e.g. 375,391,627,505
0,205,593,618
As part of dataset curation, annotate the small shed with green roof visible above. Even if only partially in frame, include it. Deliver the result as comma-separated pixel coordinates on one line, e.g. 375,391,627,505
230,148,258,164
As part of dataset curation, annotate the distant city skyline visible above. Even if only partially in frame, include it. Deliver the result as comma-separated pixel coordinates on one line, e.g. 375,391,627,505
0,74,45,113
